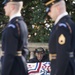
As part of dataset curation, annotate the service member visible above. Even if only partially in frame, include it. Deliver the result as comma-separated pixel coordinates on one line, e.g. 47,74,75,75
1,0,28,75
42,0,75,75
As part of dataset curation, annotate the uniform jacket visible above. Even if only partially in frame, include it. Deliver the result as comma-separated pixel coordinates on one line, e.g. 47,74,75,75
49,15,75,75
1,16,28,75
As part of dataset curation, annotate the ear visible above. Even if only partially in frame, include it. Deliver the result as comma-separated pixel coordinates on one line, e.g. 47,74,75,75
56,5,60,11
55,5,60,15
11,4,15,10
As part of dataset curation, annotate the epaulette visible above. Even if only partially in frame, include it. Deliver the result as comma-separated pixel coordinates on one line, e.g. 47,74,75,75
8,24,16,28
58,23,67,28
57,23,72,34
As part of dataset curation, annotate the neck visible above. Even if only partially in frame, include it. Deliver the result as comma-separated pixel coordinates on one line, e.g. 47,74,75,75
54,10,66,21
9,12,21,21
54,11,68,24
9,10,20,18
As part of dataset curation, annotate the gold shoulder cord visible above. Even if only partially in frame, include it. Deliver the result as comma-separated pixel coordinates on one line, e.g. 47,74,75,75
66,22,72,34
16,19,20,36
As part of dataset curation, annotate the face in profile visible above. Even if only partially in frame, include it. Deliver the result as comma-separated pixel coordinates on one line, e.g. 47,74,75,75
35,52,44,61
48,4,58,21
3,2,12,16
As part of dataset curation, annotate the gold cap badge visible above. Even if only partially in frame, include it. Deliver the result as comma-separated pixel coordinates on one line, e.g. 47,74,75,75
58,34,66,45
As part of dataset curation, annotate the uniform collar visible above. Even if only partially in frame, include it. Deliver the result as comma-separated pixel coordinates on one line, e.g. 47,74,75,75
9,13,21,21
54,12,68,25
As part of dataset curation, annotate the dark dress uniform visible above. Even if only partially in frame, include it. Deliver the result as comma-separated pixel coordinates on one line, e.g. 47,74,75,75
49,15,75,75
1,16,28,75
42,0,75,75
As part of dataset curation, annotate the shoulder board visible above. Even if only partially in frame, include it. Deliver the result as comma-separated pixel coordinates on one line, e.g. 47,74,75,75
8,24,16,28
58,23,67,28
